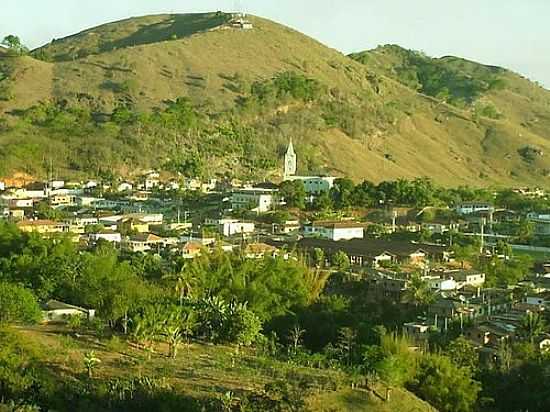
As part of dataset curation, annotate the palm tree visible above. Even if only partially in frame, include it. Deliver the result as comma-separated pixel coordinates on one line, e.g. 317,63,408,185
164,325,183,359
164,264,200,305
518,312,546,342
288,324,306,354
83,351,101,379
403,273,435,309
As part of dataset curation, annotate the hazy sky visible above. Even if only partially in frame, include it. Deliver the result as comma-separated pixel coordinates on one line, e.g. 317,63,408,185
2,0,549,86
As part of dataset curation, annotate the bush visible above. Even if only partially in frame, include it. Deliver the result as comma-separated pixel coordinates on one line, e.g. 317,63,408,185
0,282,42,324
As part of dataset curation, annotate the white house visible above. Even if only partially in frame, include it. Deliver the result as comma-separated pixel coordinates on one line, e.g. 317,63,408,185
286,176,336,194
425,275,458,291
455,202,494,215
9,198,34,208
42,300,95,323
453,270,486,288
49,180,65,190
231,188,278,213
304,221,364,241
117,182,134,192
221,220,255,237
88,231,122,243
0,181,5,191
84,180,99,190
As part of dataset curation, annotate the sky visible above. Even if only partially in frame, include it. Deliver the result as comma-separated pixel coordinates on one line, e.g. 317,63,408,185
2,0,549,87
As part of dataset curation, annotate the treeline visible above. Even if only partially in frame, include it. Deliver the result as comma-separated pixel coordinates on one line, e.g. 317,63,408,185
280,177,495,210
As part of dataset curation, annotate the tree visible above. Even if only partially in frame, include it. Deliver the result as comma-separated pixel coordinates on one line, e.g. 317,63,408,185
0,282,41,324
518,312,546,342
83,351,101,379
163,325,183,359
403,274,435,309
312,191,333,211
226,303,262,347
279,180,306,209
288,324,306,354
331,250,350,271
164,264,200,305
313,248,325,268
1,35,28,55
445,336,478,372
411,354,480,412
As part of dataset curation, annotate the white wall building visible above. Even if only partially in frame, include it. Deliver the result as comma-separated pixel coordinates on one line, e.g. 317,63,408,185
455,202,494,215
88,232,122,243
220,220,255,237
304,222,364,241
283,139,336,194
231,188,277,213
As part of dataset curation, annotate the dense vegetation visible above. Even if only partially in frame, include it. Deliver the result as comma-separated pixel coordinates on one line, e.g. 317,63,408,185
1,214,549,411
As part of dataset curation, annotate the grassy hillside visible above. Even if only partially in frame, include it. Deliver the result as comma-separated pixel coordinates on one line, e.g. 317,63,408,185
1,13,550,186
7,325,434,411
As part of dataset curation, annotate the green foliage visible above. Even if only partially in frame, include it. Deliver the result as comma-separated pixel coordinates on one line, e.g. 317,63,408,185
331,250,350,271
0,282,41,324
279,180,306,209
353,46,506,107
0,329,43,402
410,353,481,412
445,336,478,372
1,35,29,55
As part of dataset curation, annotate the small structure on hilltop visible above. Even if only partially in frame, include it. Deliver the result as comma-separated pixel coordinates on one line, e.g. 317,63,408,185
230,12,253,30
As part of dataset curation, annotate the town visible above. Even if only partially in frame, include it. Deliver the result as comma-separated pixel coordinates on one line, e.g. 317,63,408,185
3,140,550,367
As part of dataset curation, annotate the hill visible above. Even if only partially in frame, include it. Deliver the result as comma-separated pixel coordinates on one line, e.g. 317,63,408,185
5,325,435,411
1,13,550,186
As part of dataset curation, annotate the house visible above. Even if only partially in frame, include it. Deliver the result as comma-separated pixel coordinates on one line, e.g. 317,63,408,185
273,219,301,234
131,191,151,202
535,335,550,352
424,275,458,291
220,220,255,237
527,213,550,235
84,180,99,190
304,221,365,241
403,322,432,343
9,198,34,209
17,220,69,234
50,194,76,208
244,242,278,259
118,217,150,234
526,293,550,307
452,270,486,288
42,300,95,323
285,176,336,195
117,182,133,193
49,180,65,190
455,202,494,215
178,241,203,259
88,231,122,243
231,188,278,213
287,238,448,268
6,209,25,221
124,233,164,253
0,181,5,191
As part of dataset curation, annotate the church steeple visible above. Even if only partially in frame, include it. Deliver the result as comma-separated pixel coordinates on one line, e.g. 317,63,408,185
284,139,297,178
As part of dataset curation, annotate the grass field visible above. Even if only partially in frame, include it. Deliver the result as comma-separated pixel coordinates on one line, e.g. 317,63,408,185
9,324,434,411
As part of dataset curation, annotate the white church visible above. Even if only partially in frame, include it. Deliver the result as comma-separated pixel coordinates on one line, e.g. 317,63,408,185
283,140,336,194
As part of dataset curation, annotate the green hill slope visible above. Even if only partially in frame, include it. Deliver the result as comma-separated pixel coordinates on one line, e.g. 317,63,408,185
7,325,435,412
1,13,550,186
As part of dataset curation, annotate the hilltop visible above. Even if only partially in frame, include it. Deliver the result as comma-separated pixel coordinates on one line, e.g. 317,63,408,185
1,12,550,186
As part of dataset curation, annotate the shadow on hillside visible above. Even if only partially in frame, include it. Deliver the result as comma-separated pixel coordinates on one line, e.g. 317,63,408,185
99,13,231,53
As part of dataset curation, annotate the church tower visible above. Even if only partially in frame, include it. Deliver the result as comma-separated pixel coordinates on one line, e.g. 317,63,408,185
284,139,297,178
